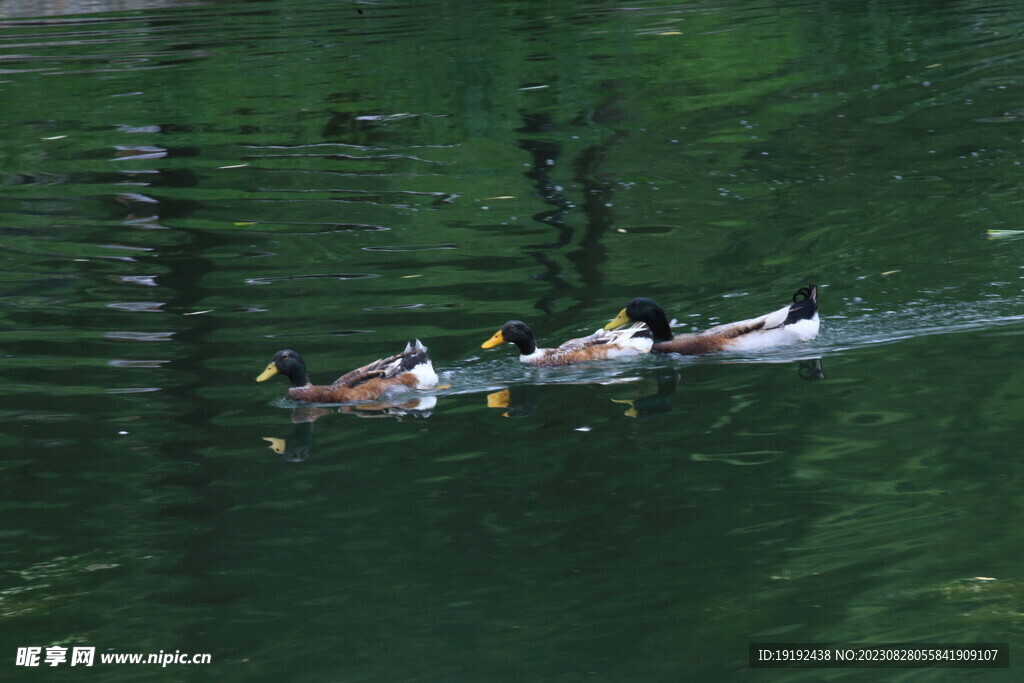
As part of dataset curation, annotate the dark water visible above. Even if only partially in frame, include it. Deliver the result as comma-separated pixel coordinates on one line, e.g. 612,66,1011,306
3,0,1024,679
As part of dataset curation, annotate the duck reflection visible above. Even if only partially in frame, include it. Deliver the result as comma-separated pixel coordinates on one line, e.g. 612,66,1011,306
485,375,641,418
338,396,437,419
798,358,826,380
261,397,437,462
485,386,542,418
263,422,315,463
611,370,680,419
613,358,825,418
483,357,826,421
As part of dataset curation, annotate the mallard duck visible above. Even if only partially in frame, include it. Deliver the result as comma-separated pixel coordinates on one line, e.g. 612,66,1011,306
256,340,438,403
481,320,652,366
605,285,819,354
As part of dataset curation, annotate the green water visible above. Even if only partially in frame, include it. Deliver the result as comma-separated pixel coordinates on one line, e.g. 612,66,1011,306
2,0,1024,680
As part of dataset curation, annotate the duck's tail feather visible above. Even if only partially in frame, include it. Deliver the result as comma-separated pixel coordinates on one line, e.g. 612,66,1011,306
398,339,431,371
784,284,818,325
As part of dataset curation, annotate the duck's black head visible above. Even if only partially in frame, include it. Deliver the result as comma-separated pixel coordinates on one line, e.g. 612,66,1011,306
481,320,537,356
256,349,310,387
606,298,673,342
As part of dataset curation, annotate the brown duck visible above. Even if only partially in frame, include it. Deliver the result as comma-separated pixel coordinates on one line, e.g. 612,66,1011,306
256,341,438,403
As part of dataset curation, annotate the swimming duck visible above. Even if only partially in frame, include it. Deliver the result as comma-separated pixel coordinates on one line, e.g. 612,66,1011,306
256,340,438,403
481,320,652,366
605,285,819,354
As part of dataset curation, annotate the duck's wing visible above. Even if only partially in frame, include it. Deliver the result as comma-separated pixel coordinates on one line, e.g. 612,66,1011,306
556,323,650,352
701,311,779,339
653,332,732,355
330,340,432,389
652,311,791,355
329,357,395,389
526,324,651,365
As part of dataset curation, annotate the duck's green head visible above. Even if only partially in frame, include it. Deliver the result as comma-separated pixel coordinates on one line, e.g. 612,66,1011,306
606,298,664,328
605,298,672,342
481,320,537,355
256,349,309,387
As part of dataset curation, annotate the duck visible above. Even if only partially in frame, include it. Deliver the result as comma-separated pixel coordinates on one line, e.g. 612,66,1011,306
605,284,819,354
256,340,438,403
481,320,652,366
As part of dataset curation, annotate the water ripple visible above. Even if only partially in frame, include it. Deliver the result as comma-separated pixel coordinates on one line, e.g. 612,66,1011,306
106,301,164,312
245,273,379,286
361,303,458,311
244,151,447,165
103,331,175,342
235,222,390,234
111,145,167,161
361,244,457,252
107,359,169,367
119,275,158,286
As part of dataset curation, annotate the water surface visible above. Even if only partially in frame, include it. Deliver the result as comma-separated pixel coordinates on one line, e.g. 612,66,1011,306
2,0,1024,680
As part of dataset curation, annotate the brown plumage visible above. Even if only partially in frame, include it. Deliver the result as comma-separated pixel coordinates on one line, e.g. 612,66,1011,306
287,372,424,403
650,318,769,354
513,341,627,367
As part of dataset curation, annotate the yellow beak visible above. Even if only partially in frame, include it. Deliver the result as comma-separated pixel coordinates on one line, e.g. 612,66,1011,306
604,308,632,330
481,330,505,349
256,363,278,382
